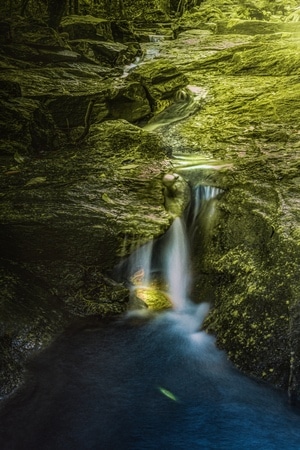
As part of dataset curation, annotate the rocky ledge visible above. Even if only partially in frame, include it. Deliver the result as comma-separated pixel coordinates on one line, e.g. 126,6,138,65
0,14,191,395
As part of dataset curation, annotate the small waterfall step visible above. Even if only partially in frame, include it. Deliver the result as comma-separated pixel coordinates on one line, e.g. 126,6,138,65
115,184,220,311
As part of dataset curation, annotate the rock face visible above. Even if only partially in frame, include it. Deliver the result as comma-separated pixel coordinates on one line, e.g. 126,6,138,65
0,13,193,395
0,118,184,395
151,8,300,396
128,59,188,113
0,16,191,159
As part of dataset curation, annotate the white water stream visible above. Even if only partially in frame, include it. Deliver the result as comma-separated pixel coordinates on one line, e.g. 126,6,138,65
119,183,220,312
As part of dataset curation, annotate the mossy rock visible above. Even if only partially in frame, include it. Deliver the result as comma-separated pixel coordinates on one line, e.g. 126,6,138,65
60,15,113,41
227,40,300,76
216,19,300,35
108,81,151,122
12,20,68,48
156,24,300,393
0,97,58,156
0,66,152,129
128,59,188,111
69,39,129,65
0,119,178,396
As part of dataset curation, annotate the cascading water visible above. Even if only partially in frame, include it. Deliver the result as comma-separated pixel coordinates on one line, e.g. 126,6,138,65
117,184,220,311
122,33,163,78
162,217,190,309
189,185,221,234
126,239,154,288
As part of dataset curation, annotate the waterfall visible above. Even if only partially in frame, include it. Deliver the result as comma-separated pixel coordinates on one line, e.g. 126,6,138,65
149,34,164,43
121,56,142,78
119,184,220,311
163,217,190,309
189,185,221,236
128,239,153,287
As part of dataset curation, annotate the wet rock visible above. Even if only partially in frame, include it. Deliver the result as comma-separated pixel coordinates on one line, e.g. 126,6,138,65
108,81,151,122
128,59,188,113
0,65,152,130
163,173,190,217
0,67,106,136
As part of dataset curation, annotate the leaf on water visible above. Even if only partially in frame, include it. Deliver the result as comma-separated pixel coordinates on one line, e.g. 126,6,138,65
25,177,47,186
158,386,178,402
101,193,114,204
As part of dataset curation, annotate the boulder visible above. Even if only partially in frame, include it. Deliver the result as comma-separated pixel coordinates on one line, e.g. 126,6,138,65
0,120,172,267
0,97,58,157
69,39,129,65
60,15,113,41
0,66,152,131
12,20,68,48
108,81,151,122
111,20,139,44
128,59,188,112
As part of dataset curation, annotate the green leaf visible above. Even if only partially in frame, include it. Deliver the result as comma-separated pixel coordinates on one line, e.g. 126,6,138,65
158,386,178,402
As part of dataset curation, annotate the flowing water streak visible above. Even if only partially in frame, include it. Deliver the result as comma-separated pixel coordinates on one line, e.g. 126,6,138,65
163,217,191,310
191,185,221,232
122,184,221,310
162,186,222,309
149,34,165,43
126,239,154,288
121,56,142,78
